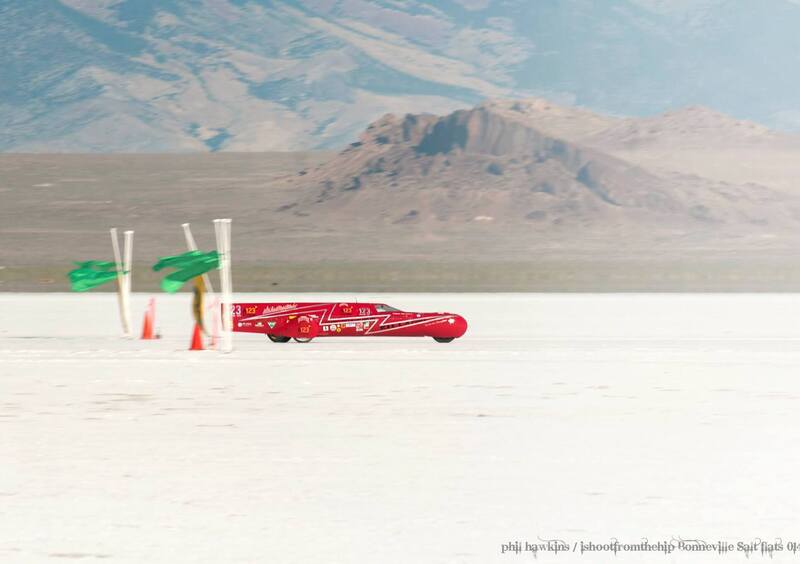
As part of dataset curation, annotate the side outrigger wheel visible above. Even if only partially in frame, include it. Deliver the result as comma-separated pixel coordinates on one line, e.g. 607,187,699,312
267,334,291,343
293,337,314,343
433,337,455,343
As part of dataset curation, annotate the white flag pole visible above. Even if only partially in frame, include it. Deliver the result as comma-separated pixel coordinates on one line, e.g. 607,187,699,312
123,230,134,338
181,222,215,293
184,222,218,344
223,219,233,353
213,219,224,347
214,219,234,353
110,228,131,337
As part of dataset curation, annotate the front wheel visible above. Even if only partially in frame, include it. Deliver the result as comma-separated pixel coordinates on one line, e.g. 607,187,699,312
267,334,291,343
433,337,455,343
293,337,314,343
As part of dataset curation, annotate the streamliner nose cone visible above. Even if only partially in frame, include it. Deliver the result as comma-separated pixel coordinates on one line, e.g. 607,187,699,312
449,314,468,337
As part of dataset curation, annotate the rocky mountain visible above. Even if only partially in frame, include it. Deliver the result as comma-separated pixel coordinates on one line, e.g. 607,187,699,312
5,0,800,152
287,100,800,239
479,99,800,191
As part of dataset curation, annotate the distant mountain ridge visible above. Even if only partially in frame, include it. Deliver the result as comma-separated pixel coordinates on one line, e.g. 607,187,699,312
5,0,800,152
288,99,800,238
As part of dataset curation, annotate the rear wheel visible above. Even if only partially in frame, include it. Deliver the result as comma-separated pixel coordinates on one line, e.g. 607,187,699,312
294,337,314,343
433,337,455,343
267,334,291,343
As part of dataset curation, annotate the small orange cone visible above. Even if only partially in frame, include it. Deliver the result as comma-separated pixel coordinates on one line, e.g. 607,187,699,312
141,299,155,340
189,323,204,351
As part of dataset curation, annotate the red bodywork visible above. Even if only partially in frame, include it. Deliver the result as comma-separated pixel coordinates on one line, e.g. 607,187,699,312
231,302,467,342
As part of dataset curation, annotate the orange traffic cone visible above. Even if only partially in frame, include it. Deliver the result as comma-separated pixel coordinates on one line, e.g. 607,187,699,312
141,298,155,340
189,323,204,351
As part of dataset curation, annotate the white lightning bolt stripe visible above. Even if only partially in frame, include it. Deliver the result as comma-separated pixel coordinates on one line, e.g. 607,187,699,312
368,315,452,335
242,304,327,322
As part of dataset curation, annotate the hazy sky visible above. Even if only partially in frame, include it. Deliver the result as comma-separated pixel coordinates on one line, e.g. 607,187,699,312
2,0,799,151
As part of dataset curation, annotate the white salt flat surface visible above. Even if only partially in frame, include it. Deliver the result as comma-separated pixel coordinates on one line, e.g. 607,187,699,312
2,293,800,563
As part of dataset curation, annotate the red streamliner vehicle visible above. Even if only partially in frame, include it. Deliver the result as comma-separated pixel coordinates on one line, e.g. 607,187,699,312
231,302,467,343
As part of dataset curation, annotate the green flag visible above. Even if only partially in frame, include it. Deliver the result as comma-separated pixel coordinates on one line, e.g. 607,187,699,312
152,250,219,293
68,260,120,292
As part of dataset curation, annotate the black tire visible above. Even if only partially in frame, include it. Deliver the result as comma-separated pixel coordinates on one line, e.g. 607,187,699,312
293,337,313,343
267,334,291,343
433,337,455,343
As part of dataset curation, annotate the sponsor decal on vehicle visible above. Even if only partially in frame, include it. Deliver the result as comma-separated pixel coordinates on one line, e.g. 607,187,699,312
262,304,297,314
255,322,263,327
267,321,276,329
